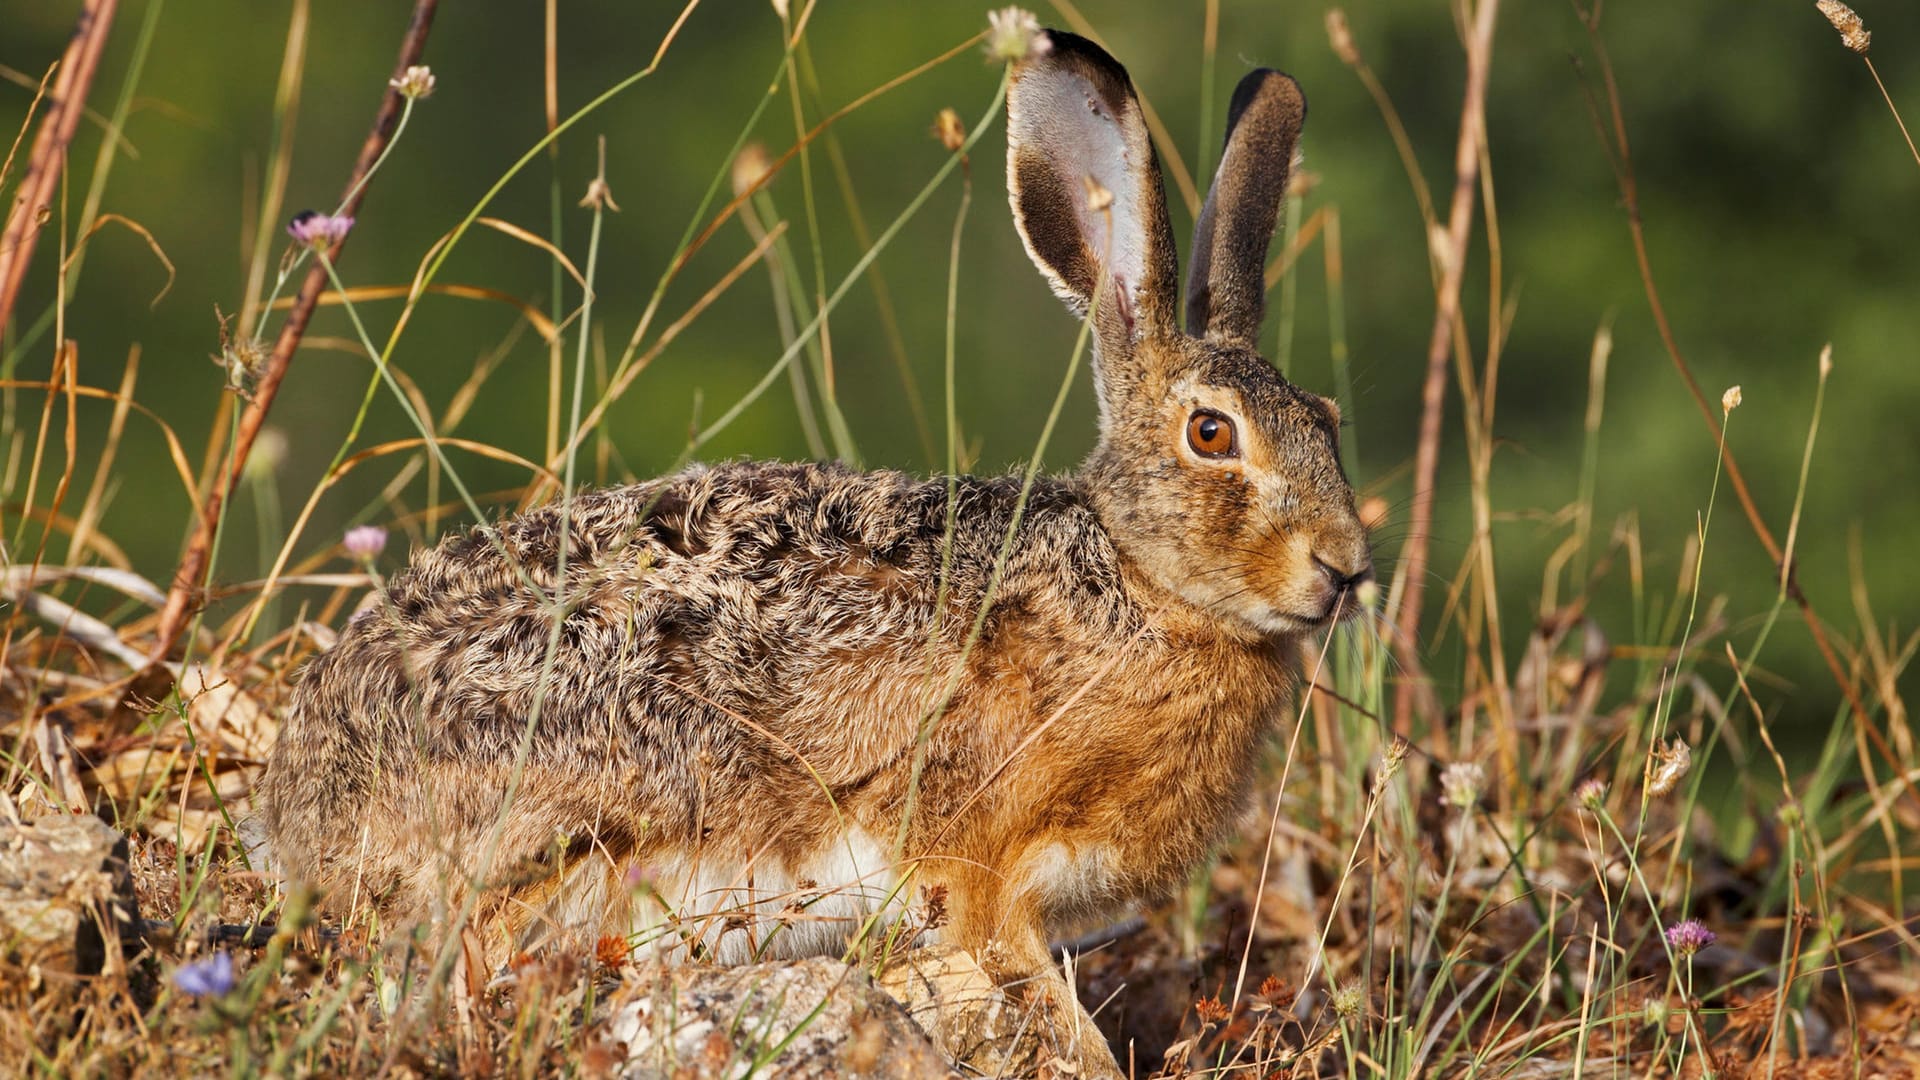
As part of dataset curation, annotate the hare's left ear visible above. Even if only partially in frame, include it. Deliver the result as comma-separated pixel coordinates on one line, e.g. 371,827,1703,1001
1185,70,1306,350
1007,31,1181,428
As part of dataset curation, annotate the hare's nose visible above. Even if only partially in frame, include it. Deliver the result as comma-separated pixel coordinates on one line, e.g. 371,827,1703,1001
1313,554,1373,595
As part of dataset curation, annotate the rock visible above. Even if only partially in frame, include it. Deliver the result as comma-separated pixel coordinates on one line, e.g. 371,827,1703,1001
876,945,1045,1076
0,813,141,995
608,954,956,1079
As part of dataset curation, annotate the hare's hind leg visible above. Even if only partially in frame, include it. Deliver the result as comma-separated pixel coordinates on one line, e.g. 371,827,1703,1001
948,881,1125,1079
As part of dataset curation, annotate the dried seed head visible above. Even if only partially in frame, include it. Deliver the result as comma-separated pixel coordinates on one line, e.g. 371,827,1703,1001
217,337,266,396
1647,737,1692,797
1331,981,1366,1021
1083,175,1114,213
1193,994,1232,1024
1818,343,1833,379
933,108,967,153
389,65,436,100
1815,0,1871,55
1440,761,1484,812
986,7,1048,64
1325,10,1360,66
594,935,630,971
770,0,789,18
580,175,620,212
732,142,772,199
1721,385,1742,413
1373,736,1410,796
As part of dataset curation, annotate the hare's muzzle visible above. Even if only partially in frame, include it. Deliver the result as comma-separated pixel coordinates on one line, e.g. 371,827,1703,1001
1312,548,1375,623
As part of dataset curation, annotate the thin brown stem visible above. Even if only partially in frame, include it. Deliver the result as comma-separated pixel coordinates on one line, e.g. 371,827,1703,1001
1574,5,1880,754
144,0,439,677
0,0,119,334
1391,0,1500,734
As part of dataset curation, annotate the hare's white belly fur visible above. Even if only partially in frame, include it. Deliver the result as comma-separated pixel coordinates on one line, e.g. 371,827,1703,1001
618,827,916,964
541,829,1121,964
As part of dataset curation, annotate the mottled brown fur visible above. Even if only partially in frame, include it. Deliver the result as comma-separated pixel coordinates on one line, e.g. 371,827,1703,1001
260,30,1368,1077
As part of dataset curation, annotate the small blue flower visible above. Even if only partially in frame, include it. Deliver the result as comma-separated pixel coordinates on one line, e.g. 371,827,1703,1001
172,951,235,997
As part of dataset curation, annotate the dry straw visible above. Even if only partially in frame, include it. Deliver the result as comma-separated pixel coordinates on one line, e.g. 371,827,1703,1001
1815,0,1871,55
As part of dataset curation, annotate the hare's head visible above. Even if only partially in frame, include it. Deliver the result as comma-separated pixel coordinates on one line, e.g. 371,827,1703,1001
1007,31,1373,638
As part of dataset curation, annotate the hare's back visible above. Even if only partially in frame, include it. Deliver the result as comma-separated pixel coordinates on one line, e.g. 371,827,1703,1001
305,461,1120,781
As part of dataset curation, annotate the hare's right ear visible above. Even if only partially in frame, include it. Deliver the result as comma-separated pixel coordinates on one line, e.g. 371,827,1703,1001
1007,31,1180,428
1185,69,1306,350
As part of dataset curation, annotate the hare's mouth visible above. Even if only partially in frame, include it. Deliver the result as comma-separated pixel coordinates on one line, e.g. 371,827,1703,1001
1314,580,1377,627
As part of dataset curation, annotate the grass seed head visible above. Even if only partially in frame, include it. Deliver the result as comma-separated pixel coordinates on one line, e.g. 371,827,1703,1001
1331,981,1366,1021
1721,384,1742,413
1325,10,1360,66
732,142,772,199
580,175,620,212
1815,0,1871,55
933,107,967,153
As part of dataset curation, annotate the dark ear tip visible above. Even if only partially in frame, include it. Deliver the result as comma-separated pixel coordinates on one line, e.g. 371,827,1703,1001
1226,68,1308,132
1020,29,1139,96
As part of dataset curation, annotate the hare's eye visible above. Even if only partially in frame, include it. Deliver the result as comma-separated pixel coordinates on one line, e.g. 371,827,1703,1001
1186,411,1238,458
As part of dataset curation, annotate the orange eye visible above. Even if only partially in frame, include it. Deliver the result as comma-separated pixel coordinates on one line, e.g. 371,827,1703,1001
1186,410,1237,458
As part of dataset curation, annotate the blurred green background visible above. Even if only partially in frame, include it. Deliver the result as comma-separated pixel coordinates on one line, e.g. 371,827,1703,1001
2,1,1914,733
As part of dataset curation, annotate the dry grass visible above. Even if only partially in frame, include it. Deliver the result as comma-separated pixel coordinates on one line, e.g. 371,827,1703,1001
2,2,1917,1077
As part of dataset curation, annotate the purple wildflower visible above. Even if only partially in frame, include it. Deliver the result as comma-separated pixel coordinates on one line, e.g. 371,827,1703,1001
1664,919,1715,956
287,210,354,249
172,951,235,997
343,524,389,561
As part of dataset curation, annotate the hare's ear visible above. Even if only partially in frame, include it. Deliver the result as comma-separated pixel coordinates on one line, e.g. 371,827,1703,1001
1007,31,1180,421
1185,69,1306,350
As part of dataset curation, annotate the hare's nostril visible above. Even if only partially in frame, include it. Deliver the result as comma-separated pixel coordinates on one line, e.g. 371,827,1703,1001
1313,554,1373,594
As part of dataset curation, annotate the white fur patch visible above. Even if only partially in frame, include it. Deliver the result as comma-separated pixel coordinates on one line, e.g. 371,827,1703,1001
1021,841,1118,911
628,828,918,965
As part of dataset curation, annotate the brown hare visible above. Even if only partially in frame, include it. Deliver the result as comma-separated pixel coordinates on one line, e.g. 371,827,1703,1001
261,28,1370,1075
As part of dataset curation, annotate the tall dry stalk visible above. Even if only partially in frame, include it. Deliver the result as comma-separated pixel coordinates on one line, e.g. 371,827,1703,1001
1390,0,1501,734
144,0,440,678
0,0,119,334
